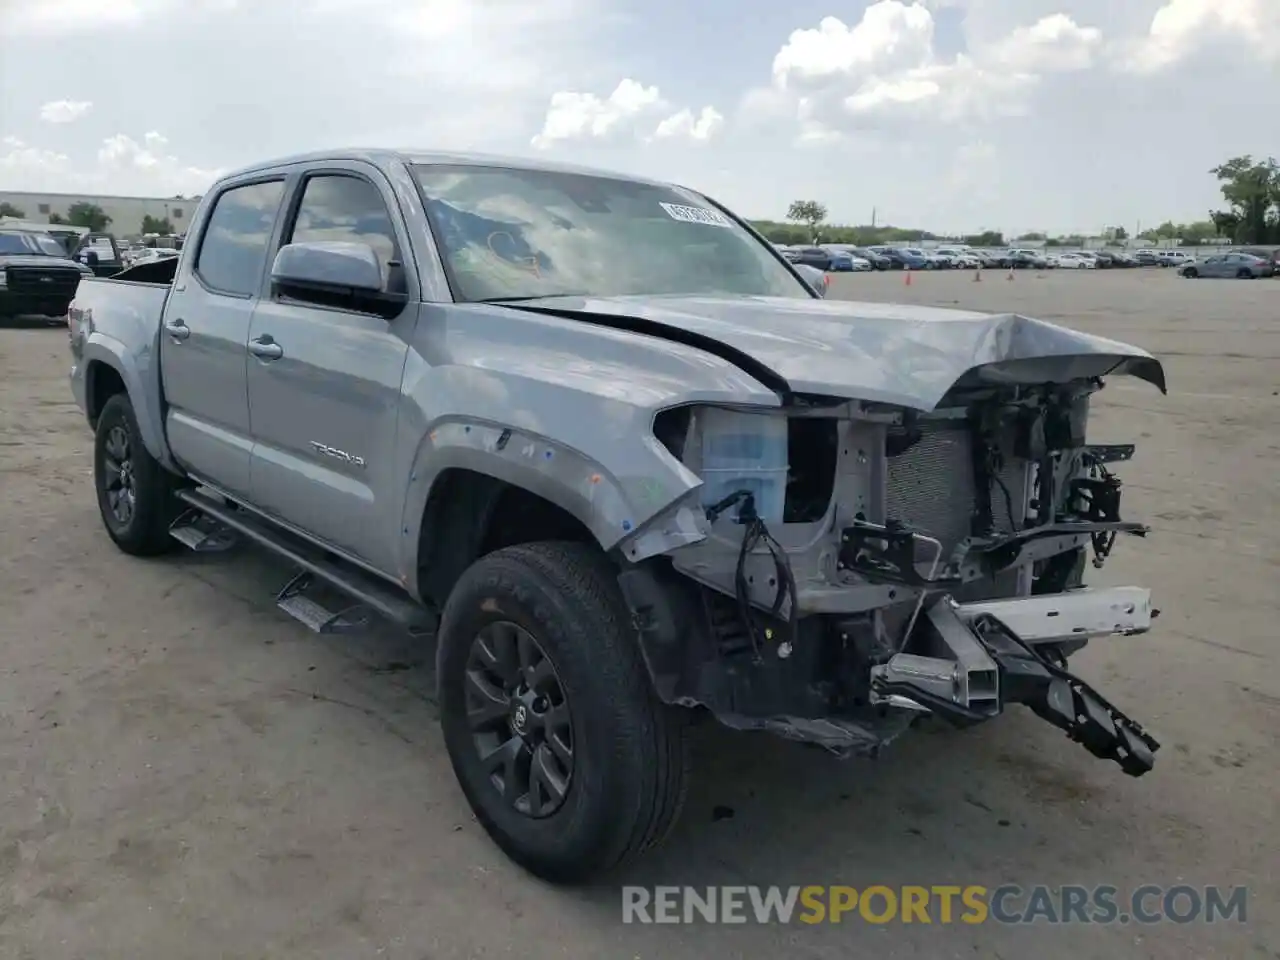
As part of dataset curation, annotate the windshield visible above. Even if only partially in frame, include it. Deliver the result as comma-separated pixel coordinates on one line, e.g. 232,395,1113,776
412,164,808,301
0,231,65,257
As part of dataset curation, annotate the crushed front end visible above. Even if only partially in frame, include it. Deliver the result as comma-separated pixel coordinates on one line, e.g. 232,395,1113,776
617,377,1162,777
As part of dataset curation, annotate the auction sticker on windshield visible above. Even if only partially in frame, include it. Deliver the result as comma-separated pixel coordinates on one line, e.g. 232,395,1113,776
659,202,732,228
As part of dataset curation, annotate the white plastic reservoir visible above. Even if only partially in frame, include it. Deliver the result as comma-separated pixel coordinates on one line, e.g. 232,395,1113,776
697,407,789,524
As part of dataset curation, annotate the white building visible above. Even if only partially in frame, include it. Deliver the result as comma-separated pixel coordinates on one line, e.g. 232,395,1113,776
0,190,201,237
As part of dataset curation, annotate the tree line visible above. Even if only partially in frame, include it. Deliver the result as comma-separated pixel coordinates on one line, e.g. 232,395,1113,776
0,200,174,237
762,154,1280,248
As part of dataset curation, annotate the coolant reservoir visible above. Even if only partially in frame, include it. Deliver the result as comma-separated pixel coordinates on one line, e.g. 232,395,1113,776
698,407,789,524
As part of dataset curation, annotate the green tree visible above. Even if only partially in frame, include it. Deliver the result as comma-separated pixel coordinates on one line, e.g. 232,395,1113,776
1208,155,1279,244
141,214,174,235
0,201,26,218
1015,232,1047,242
786,200,828,241
1110,225,1128,241
67,202,112,232
47,212,68,225
964,231,1005,247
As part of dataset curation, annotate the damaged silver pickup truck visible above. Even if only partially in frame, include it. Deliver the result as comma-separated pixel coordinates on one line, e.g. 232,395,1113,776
68,149,1165,883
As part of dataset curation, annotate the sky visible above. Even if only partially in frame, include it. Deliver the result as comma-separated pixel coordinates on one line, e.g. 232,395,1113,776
0,0,1275,236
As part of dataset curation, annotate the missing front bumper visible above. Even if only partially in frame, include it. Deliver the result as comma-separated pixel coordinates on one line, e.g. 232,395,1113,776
870,591,1160,776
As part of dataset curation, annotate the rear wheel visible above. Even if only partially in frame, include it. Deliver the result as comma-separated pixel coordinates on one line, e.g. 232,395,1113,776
437,541,689,884
93,393,181,556
1236,268,1252,279
1183,267,1198,278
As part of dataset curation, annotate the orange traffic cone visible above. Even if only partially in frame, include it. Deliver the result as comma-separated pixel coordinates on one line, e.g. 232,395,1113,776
904,267,912,286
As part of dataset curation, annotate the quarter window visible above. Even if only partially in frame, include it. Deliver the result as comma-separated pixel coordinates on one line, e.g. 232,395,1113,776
195,180,285,296
287,175,399,266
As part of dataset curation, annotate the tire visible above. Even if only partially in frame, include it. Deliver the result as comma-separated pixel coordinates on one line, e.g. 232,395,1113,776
1236,269,1251,279
437,541,689,884
1183,268,1197,278
93,393,182,556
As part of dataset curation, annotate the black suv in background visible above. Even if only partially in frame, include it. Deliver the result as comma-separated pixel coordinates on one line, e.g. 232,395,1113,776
0,229,92,322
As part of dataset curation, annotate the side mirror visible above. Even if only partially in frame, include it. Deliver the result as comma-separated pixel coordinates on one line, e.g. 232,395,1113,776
85,250,100,266
271,240,385,294
794,263,828,298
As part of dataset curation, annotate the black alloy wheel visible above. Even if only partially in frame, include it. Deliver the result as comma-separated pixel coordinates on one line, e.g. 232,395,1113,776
437,541,689,883
465,620,574,818
93,392,180,555
101,423,137,528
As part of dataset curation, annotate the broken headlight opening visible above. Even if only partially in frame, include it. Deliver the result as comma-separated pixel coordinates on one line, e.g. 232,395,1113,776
627,390,1160,776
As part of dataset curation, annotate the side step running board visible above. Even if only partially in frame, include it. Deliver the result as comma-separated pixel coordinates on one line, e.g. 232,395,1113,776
173,488,436,635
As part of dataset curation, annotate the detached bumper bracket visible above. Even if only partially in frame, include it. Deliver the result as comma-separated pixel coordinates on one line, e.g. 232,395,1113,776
972,613,1160,777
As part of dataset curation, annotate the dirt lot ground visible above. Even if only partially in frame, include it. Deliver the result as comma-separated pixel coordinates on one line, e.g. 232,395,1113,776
2,269,1277,959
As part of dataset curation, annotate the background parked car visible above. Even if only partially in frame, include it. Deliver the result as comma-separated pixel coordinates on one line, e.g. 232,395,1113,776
868,246,927,269
849,246,892,270
1006,248,1048,269
1180,252,1274,279
935,248,982,269
1232,247,1280,274
1156,251,1193,268
1056,252,1094,269
899,247,943,268
1133,250,1162,266
786,246,833,270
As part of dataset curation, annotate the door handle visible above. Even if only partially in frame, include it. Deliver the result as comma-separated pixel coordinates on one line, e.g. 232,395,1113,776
248,335,284,361
164,318,190,342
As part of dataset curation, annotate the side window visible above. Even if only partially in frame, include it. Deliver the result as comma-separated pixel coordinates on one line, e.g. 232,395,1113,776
287,174,399,266
195,180,285,296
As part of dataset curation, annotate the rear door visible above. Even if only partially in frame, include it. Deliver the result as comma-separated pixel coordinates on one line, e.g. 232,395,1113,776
245,162,416,572
160,176,287,498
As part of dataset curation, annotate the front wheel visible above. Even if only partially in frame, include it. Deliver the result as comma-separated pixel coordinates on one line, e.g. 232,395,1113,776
437,541,689,884
93,393,182,556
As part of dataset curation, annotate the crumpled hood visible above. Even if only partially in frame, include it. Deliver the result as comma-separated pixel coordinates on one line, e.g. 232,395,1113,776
510,294,1167,410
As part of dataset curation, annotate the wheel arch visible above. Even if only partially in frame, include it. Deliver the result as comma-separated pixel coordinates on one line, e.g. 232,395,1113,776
80,337,176,470
403,427,646,599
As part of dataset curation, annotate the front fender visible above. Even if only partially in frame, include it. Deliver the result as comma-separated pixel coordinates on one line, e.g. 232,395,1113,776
397,416,702,595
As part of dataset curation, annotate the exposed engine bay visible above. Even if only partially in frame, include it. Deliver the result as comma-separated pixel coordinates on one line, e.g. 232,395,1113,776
618,375,1161,776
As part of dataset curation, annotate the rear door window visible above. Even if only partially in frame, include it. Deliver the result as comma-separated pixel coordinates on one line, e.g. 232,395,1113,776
195,180,286,296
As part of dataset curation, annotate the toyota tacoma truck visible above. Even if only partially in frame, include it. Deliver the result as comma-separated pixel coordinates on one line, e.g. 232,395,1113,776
68,149,1165,883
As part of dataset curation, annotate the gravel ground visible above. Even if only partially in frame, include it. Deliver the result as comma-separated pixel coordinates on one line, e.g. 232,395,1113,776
1,269,1277,959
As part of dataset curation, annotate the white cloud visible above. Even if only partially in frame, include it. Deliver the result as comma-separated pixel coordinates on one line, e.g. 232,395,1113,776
0,138,75,182
532,79,722,148
1118,0,1280,73
772,6,936,90
39,100,93,124
653,106,725,143
753,1,1102,139
0,133,220,195
981,13,1101,72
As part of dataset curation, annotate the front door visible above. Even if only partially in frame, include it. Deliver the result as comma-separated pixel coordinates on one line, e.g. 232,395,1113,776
160,178,286,499
245,167,415,574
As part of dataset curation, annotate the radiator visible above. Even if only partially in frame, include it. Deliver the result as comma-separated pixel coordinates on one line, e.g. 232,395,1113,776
885,421,1030,598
